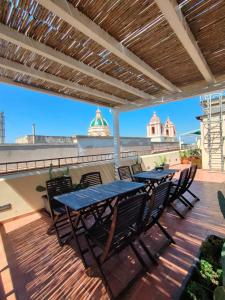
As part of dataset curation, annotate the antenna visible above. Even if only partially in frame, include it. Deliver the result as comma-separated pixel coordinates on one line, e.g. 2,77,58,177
0,112,5,144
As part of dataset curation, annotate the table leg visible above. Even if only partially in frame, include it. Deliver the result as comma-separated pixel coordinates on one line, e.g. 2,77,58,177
65,206,88,269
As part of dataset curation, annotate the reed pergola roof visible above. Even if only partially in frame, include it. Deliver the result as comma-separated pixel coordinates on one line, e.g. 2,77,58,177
0,0,225,110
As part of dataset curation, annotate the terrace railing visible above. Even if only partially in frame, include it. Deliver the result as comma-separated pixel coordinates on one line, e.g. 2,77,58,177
0,143,181,175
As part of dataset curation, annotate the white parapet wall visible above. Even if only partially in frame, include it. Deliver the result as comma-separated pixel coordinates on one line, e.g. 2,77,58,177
140,150,180,170
0,151,181,222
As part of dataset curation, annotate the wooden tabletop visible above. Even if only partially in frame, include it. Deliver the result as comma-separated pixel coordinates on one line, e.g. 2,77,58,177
54,180,145,211
133,169,178,181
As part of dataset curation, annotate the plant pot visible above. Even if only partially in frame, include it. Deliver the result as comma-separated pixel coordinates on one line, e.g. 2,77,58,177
181,158,190,164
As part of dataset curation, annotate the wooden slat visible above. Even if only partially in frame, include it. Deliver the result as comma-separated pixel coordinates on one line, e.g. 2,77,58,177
120,74,225,111
0,76,111,108
155,0,215,83
0,57,128,105
36,0,180,92
0,23,153,100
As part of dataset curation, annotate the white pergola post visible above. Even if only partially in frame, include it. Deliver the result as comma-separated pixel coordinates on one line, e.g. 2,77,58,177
113,109,121,179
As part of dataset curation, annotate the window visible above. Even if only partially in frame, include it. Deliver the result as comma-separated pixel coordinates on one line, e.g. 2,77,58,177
151,126,155,135
166,129,169,136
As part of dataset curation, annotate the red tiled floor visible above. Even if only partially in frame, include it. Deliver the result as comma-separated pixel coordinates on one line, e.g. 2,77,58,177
1,167,225,300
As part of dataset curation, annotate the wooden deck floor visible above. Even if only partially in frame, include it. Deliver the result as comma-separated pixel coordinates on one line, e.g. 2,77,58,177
1,167,225,300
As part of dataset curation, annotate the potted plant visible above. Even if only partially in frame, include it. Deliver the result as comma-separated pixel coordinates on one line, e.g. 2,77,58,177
154,155,169,170
36,164,83,215
188,149,202,169
180,150,190,164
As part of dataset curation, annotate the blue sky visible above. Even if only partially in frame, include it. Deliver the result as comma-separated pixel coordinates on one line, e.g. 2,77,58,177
0,83,202,143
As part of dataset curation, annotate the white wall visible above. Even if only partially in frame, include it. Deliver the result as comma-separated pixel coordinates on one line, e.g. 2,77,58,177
0,144,78,163
0,151,181,222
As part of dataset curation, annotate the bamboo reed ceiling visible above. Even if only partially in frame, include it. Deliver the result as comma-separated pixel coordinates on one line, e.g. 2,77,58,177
0,0,225,109
0,66,116,106
179,0,225,76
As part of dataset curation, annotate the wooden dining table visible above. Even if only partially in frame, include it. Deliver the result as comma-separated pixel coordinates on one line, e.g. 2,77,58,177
133,168,178,188
54,180,145,268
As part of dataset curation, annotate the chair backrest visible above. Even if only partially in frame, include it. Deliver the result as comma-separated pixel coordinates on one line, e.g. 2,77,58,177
118,166,133,181
175,168,190,195
131,163,143,174
168,168,189,203
143,182,171,227
186,164,197,189
101,193,147,262
80,171,102,187
46,176,73,210
150,181,172,211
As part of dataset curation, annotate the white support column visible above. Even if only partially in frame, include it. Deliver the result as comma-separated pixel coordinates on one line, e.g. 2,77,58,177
113,109,121,179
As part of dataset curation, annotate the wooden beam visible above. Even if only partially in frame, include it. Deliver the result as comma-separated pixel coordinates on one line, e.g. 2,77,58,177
0,77,109,108
0,24,152,100
120,76,225,111
155,0,215,84
36,0,180,92
0,57,128,105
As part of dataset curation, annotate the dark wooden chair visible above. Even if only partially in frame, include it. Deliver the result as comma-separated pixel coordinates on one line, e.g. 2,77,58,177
118,166,133,181
186,164,200,201
139,182,175,260
175,164,199,208
131,163,143,174
168,168,191,218
80,171,102,187
80,171,109,218
84,193,149,299
46,176,78,246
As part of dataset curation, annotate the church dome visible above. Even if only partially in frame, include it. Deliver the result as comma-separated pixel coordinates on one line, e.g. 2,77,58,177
150,112,160,124
88,109,110,136
90,109,109,127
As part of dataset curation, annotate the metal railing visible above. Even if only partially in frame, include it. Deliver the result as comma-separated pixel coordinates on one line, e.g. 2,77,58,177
0,145,180,176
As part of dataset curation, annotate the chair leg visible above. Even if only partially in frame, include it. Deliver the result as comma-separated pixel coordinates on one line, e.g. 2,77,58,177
180,195,194,208
49,212,64,246
138,239,158,265
66,207,88,269
156,220,175,244
85,235,114,300
187,189,200,201
130,242,148,270
170,203,185,219
178,196,190,207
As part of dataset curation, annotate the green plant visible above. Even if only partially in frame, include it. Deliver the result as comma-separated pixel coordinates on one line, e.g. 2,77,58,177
186,281,210,300
188,149,201,158
36,164,71,192
154,155,167,167
200,259,221,287
213,243,225,300
180,150,188,159
181,236,225,300
200,236,225,269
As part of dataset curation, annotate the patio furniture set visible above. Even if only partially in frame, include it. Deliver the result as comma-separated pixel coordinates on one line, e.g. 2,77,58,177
45,164,199,299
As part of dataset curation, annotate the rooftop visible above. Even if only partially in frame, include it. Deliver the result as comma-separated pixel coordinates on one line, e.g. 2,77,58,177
1,166,225,300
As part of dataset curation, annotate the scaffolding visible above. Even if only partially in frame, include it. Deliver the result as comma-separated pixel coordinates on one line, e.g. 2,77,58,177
0,112,5,144
201,93,224,171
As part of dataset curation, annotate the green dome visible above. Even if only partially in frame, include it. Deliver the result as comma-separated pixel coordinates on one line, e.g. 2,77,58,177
90,109,109,127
